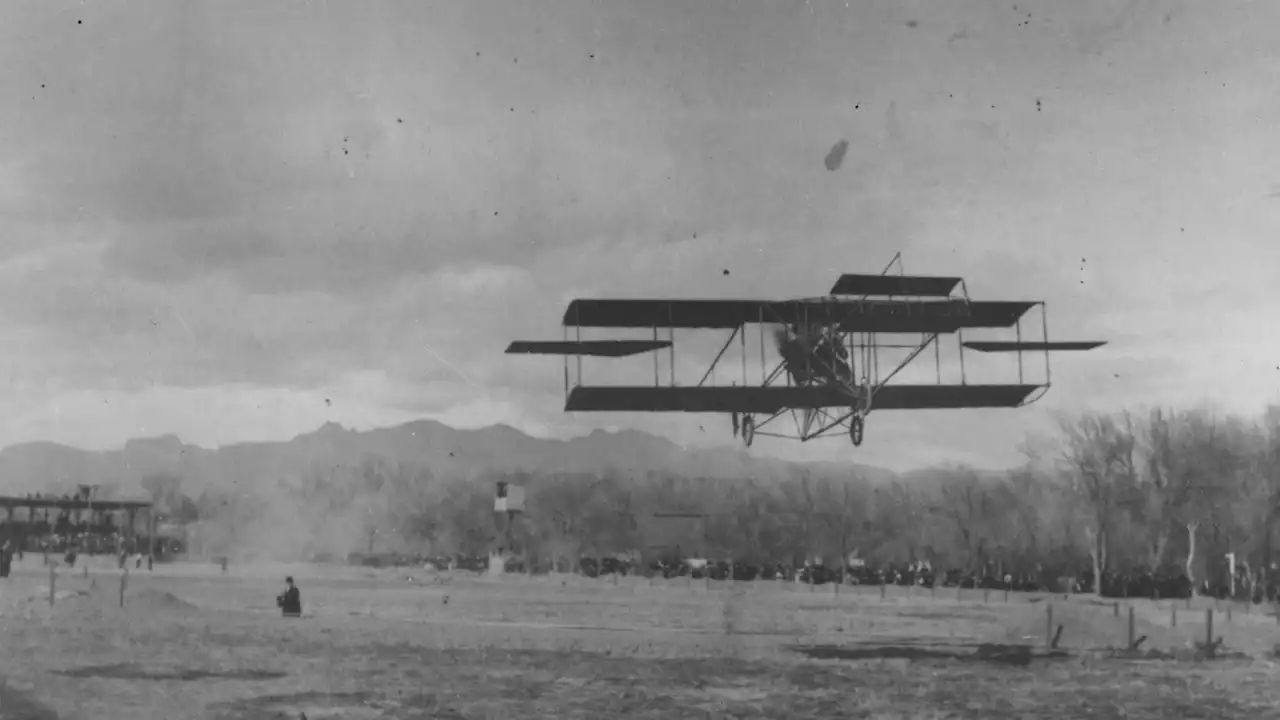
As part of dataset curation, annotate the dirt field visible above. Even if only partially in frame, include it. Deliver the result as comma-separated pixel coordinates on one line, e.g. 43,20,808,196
2,557,1279,719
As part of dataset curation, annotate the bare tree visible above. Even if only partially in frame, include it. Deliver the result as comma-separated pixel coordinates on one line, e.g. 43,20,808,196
1060,412,1138,596
939,468,992,573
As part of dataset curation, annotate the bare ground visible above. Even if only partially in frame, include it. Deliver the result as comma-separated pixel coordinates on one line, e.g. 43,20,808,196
2,558,1279,719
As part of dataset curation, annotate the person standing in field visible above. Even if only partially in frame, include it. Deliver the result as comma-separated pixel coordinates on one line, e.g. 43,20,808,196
277,576,302,618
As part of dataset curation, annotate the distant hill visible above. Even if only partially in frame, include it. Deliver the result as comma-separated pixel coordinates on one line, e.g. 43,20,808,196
0,420,899,499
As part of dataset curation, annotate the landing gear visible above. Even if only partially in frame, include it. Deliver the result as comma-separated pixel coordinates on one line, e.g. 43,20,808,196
741,414,755,448
850,414,864,447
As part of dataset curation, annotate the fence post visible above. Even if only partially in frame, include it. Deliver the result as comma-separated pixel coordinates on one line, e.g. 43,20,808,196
1171,604,1177,627
48,564,55,607
1113,601,1119,617
1045,603,1053,648
120,570,128,608
1127,606,1135,649
956,585,962,602
1205,608,1213,650
983,587,989,603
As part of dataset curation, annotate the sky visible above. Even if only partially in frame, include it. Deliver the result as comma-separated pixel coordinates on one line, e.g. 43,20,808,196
1,0,1278,472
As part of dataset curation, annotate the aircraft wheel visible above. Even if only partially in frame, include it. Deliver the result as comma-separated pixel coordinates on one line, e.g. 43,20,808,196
742,415,755,448
850,415,864,447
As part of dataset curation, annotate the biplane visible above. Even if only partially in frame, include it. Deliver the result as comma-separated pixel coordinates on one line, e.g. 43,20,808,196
505,255,1105,449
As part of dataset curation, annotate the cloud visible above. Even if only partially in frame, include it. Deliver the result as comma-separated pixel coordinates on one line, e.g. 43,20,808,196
0,0,1278,468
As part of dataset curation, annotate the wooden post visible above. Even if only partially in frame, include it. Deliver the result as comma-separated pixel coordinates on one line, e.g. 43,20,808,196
1113,602,1119,617
48,564,55,607
1171,605,1177,627
1127,606,1136,649
983,587,989,603
1004,588,1009,603
147,507,155,568
1045,603,1053,648
1226,604,1232,623
956,585,962,602
83,564,88,579
930,583,936,600
880,583,886,600
1205,609,1213,649
120,570,127,608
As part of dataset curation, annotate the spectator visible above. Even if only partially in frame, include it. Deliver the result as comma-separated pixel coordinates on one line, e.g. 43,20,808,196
276,576,302,618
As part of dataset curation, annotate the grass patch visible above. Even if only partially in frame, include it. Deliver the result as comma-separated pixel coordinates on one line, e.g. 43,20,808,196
0,562,1277,718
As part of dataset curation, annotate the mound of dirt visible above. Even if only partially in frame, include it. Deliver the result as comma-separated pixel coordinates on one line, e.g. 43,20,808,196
27,588,90,603
126,588,200,615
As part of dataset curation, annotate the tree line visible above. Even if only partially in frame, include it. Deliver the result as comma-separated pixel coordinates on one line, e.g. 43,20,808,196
151,405,1280,598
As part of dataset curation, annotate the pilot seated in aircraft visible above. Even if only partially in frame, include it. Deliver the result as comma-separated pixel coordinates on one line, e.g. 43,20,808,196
782,324,854,386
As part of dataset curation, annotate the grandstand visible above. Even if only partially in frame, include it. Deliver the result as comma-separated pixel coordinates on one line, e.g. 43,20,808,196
0,490,158,562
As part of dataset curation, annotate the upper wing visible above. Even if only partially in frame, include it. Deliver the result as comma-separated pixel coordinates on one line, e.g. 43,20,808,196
561,298,1035,332
828,274,962,297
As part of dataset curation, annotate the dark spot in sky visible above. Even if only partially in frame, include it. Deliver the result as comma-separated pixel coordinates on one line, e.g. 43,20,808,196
722,269,730,276
494,211,499,216
854,104,860,109
325,398,331,406
397,118,402,123
513,57,518,63
824,139,849,172
589,54,595,59
510,108,514,112
991,105,996,109
905,20,918,28
343,149,348,155
77,19,82,24
692,232,697,239
40,84,45,88
449,452,455,457
1036,99,1042,112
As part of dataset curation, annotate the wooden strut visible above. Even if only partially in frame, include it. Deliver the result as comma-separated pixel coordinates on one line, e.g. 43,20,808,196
759,306,765,385
653,325,659,386
668,315,675,387
1041,302,1051,386
698,325,741,387
1016,318,1024,384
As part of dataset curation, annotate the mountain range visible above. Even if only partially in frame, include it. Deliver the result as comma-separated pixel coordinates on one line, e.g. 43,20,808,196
0,420,903,500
